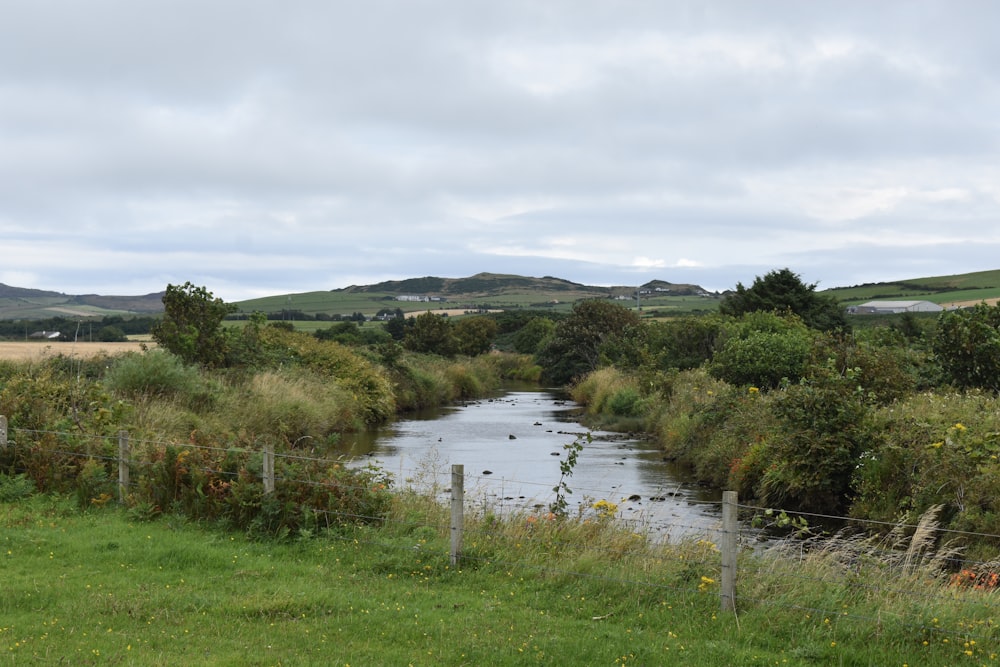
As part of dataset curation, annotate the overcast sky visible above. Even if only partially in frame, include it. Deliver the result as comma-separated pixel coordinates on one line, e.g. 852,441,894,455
2,1,998,301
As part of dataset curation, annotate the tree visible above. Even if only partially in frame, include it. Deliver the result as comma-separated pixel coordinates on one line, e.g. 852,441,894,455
708,315,814,389
933,302,1000,392
151,282,235,367
512,317,556,354
719,268,847,331
403,312,457,356
96,325,128,342
646,315,725,371
453,316,498,356
536,300,641,385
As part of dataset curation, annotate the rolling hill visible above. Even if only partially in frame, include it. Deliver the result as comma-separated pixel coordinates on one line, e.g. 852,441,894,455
3,268,999,321
0,284,165,320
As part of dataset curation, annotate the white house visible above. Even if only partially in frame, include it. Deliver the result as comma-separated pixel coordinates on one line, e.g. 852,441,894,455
847,300,943,315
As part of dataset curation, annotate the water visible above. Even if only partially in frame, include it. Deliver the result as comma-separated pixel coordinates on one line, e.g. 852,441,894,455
338,388,724,537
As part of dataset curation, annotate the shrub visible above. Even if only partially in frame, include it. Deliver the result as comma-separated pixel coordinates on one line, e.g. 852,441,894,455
758,363,874,513
104,350,206,403
707,312,814,389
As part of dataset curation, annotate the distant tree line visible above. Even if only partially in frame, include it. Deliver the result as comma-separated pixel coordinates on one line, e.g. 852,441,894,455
0,315,158,342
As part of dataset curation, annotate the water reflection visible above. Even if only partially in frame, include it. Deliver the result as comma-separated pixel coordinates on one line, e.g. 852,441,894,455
338,388,724,537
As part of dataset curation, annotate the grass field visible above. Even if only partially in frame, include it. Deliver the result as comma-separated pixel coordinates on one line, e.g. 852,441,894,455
2,492,996,666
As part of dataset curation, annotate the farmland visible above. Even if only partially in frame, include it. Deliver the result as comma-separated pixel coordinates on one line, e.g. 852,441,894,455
0,341,150,361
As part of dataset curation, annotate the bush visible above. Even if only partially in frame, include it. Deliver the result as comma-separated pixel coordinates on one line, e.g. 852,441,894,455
708,313,814,389
758,363,874,513
104,350,206,403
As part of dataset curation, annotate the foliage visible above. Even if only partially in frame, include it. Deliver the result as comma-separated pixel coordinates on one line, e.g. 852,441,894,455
535,300,641,385
314,321,392,346
719,267,847,331
403,311,457,356
707,312,814,388
758,363,874,513
151,282,236,367
104,350,208,403
95,325,128,342
0,472,35,501
550,435,586,517
511,316,556,354
452,316,499,356
646,315,725,371
932,302,1000,392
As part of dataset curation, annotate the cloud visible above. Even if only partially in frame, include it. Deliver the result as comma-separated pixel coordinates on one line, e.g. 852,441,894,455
0,1,997,302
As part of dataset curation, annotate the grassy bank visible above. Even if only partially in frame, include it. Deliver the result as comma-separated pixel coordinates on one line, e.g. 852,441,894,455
3,490,998,665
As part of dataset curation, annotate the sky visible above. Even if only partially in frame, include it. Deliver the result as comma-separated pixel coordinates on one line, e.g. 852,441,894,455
2,1,999,302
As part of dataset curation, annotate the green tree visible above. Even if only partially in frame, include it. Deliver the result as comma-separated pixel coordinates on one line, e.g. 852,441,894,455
719,268,847,331
646,315,725,371
453,316,499,356
96,325,128,342
512,317,556,354
933,302,1000,392
403,312,456,356
536,300,641,385
707,312,814,389
151,282,235,367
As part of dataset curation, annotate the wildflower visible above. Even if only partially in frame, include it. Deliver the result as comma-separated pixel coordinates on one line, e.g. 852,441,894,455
929,441,944,449
953,423,967,432
748,386,759,394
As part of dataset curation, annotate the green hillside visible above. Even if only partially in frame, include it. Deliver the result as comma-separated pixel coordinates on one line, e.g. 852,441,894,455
824,269,1000,305
233,272,719,318
6,268,1000,322
0,284,164,320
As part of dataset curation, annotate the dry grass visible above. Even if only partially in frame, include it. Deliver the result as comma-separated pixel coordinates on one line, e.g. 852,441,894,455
0,341,151,361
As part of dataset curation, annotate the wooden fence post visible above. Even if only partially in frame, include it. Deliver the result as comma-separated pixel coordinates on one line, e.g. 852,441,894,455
263,442,275,495
0,415,7,452
720,490,738,613
450,464,464,567
117,431,130,504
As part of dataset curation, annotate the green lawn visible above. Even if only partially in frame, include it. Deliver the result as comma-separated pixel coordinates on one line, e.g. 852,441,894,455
2,494,996,665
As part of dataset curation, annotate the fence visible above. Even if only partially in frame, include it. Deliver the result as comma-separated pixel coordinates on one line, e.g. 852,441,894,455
2,416,1000,650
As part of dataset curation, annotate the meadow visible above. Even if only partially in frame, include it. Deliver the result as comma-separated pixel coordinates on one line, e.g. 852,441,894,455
5,479,1000,667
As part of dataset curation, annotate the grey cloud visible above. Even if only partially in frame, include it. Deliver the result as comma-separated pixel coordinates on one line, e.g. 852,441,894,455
0,1,997,301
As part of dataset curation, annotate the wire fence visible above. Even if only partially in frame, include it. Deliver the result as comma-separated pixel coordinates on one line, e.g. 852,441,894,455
2,415,999,651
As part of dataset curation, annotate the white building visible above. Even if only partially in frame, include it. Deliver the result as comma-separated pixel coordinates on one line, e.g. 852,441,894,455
848,300,943,315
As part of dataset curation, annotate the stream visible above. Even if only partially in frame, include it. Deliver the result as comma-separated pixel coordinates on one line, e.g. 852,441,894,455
337,387,725,538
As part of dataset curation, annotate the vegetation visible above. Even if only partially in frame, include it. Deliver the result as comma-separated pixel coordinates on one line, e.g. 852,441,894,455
6,269,1000,661
2,489,997,665
151,283,236,367
719,267,847,331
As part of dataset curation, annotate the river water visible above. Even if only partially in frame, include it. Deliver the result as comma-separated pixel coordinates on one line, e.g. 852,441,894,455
337,387,724,538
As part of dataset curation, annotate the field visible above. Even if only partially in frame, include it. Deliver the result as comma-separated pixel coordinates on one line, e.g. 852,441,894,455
2,493,994,666
825,269,1000,305
0,341,150,361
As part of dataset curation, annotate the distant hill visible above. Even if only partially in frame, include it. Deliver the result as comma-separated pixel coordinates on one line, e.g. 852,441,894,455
0,283,165,320
234,272,720,317
823,269,1000,307
6,267,999,322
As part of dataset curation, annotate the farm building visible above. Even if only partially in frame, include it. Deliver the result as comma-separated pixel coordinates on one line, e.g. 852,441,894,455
847,300,943,315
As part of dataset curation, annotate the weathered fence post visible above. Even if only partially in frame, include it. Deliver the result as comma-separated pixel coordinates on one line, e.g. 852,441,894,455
720,490,738,613
117,430,130,504
450,464,464,567
0,415,7,452
263,442,275,495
